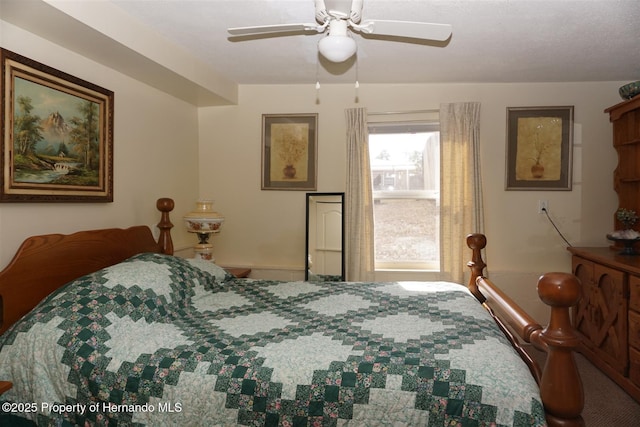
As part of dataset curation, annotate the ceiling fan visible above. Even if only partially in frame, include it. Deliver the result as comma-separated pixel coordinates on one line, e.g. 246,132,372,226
227,0,452,63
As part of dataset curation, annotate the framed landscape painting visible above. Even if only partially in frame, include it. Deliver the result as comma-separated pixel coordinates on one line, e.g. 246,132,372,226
505,106,574,190
0,49,114,202
261,113,317,191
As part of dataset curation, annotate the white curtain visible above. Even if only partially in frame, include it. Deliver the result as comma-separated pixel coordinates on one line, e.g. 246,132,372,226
345,103,484,284
439,102,485,284
345,107,375,281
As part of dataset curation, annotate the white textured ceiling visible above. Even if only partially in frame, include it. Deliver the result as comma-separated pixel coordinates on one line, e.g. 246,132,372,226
110,0,640,85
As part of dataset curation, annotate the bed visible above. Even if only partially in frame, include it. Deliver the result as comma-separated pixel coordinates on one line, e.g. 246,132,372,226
0,198,584,426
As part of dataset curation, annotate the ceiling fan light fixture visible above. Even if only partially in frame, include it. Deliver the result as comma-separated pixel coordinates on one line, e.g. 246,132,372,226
318,35,356,62
229,0,452,65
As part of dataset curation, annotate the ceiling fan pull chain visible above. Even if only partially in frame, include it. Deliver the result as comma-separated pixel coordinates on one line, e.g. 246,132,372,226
354,56,360,102
315,53,321,91
354,80,359,103
315,55,321,102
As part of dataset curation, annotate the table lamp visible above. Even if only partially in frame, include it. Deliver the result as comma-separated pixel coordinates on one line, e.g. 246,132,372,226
183,200,224,261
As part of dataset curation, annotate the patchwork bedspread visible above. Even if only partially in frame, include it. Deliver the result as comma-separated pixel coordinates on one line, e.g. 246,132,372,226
0,253,546,426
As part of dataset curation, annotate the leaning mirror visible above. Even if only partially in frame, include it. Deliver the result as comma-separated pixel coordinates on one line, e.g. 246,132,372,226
305,192,345,281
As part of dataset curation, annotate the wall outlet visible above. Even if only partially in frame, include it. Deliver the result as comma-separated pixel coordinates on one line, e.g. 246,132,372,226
538,200,549,214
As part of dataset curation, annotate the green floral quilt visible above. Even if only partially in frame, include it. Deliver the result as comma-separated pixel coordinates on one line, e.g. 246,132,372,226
0,253,546,426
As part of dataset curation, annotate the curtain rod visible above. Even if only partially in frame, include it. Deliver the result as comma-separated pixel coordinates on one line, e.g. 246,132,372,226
367,108,439,116
367,119,439,126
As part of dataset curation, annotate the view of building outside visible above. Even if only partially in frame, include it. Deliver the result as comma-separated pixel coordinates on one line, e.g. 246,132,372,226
369,131,440,270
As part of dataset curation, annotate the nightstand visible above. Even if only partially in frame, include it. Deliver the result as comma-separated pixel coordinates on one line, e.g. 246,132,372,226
0,381,11,395
224,267,251,278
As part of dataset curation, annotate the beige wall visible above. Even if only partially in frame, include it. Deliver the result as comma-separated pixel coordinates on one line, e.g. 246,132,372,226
0,21,200,268
0,18,627,323
199,82,623,321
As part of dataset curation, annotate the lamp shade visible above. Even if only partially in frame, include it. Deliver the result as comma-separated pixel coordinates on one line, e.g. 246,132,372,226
183,200,224,234
318,35,357,62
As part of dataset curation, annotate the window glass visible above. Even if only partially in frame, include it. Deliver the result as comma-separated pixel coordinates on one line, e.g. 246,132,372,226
369,126,440,270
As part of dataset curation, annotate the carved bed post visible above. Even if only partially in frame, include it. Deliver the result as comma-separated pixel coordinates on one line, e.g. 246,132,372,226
156,198,175,255
537,272,584,427
466,233,487,301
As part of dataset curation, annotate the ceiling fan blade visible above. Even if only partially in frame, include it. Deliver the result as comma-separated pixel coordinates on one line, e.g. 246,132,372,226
357,20,452,41
228,23,322,36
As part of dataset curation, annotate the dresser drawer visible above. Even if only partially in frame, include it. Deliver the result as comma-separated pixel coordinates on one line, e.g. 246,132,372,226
631,310,640,350
631,347,640,387
631,275,640,312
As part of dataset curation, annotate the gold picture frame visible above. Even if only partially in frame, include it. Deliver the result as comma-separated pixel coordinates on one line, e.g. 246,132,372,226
261,113,317,191
505,106,574,190
1,49,114,202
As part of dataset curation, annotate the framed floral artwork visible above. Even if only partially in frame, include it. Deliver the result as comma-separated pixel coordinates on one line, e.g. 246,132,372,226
0,48,114,202
261,113,317,190
505,106,574,190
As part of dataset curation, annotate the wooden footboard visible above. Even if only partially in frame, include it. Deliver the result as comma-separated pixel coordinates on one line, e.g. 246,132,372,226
466,233,584,427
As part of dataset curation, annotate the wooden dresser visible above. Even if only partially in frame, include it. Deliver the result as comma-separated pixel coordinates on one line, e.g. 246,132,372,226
573,96,640,400
568,247,640,402
605,96,640,252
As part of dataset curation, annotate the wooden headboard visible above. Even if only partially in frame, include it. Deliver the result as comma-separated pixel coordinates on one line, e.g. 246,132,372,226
0,198,175,335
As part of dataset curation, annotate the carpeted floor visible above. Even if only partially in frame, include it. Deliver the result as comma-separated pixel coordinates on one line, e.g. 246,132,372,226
576,353,640,426
530,348,640,426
